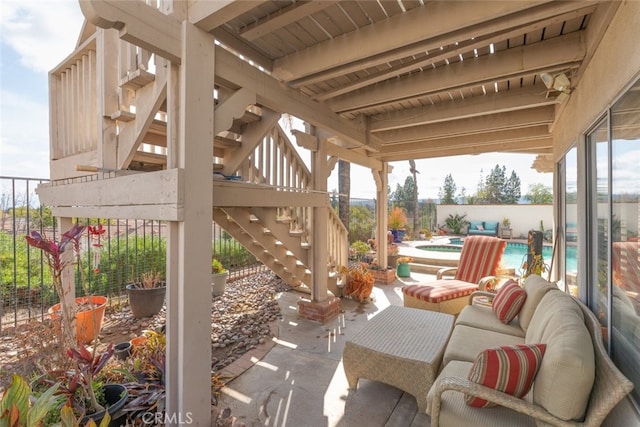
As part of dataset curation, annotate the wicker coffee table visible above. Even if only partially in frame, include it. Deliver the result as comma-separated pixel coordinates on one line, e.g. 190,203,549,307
343,305,454,412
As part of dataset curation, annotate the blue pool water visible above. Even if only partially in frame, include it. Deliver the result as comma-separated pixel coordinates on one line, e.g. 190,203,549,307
417,241,577,272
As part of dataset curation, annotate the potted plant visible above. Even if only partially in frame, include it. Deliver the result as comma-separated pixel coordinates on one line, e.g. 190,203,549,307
387,243,400,267
25,224,107,348
343,263,374,302
502,217,511,229
30,343,128,426
396,256,413,278
101,330,166,424
388,207,408,242
367,259,396,284
349,240,372,263
126,271,166,319
419,229,432,240
444,213,469,235
212,258,228,296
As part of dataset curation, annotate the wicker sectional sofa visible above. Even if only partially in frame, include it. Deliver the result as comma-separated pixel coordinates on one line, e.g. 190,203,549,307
426,275,634,427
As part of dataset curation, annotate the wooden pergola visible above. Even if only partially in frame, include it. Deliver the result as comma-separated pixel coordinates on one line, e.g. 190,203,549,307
36,1,640,424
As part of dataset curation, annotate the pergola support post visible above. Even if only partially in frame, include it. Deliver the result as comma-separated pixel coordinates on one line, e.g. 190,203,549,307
373,163,389,268
297,127,340,323
165,21,214,426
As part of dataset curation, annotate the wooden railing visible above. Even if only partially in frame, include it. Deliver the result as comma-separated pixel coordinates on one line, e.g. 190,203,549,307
49,28,160,168
328,207,349,271
234,124,348,271
49,34,99,159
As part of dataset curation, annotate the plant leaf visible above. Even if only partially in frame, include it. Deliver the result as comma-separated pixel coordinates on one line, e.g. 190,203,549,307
26,382,61,427
0,375,30,427
60,403,79,427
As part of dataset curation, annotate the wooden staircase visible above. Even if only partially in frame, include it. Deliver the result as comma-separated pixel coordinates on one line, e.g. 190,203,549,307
47,32,348,295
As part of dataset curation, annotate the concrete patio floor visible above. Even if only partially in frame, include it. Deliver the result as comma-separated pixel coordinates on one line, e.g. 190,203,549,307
217,267,438,427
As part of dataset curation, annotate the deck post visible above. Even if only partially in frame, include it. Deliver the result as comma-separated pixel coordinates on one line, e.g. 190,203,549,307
374,163,389,268
164,21,214,426
296,126,340,322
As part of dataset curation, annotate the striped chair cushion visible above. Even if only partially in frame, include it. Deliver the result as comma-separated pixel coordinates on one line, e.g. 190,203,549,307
456,236,507,284
465,343,547,408
492,280,527,323
402,280,478,303
612,241,640,293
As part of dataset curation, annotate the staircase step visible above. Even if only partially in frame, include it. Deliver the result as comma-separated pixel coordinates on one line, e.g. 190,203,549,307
119,68,155,91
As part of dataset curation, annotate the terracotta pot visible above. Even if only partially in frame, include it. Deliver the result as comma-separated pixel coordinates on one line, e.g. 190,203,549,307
130,336,148,353
48,296,108,344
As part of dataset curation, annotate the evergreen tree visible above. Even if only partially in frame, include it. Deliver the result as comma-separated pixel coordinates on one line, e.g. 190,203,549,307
476,169,487,203
504,171,522,203
438,174,457,204
484,164,506,204
392,177,416,213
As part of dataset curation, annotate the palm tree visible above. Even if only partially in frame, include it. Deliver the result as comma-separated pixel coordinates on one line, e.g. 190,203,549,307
409,160,420,237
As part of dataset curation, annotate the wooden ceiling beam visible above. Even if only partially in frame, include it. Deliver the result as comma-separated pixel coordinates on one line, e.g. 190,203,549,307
80,0,181,63
214,46,380,151
328,31,585,113
212,28,273,72
276,1,593,83
377,107,555,143
312,4,597,100
189,0,267,33
380,138,553,161
370,86,553,132
379,125,552,160
240,1,340,41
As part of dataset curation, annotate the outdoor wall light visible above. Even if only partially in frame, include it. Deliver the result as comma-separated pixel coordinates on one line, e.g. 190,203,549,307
540,72,572,102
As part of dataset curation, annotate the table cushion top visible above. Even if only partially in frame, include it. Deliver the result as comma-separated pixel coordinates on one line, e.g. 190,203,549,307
347,305,454,362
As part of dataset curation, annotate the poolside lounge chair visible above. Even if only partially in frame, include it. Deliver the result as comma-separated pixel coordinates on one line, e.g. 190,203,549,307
612,241,640,311
402,236,507,315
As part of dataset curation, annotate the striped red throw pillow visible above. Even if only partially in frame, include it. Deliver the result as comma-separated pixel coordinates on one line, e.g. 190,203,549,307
465,343,547,408
492,280,527,323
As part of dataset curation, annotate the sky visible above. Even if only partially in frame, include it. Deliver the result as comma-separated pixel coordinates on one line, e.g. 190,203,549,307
0,0,554,200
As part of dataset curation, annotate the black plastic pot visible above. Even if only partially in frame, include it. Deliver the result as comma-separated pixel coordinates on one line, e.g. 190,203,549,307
126,285,166,318
114,341,132,360
81,384,128,427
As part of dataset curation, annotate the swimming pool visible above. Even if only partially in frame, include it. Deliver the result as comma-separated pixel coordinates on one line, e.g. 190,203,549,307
417,241,576,272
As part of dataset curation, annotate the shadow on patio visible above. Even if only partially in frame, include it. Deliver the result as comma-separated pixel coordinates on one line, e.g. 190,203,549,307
217,274,434,426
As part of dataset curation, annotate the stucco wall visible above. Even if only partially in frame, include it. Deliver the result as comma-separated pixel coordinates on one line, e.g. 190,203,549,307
436,204,553,239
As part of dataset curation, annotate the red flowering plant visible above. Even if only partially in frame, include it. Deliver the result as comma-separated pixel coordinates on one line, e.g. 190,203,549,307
26,223,109,348
25,224,87,349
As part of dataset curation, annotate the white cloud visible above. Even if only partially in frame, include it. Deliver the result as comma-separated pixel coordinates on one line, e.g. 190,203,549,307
0,89,50,177
1,1,84,73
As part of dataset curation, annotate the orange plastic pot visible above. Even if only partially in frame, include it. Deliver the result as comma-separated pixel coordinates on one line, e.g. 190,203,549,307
48,296,108,344
129,335,148,348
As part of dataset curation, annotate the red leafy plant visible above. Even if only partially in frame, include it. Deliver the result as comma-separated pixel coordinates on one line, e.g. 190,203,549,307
60,343,115,415
25,224,87,349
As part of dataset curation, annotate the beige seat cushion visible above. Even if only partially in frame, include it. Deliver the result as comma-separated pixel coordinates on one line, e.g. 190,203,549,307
426,360,536,427
443,324,524,366
455,304,525,337
526,292,594,421
518,275,559,332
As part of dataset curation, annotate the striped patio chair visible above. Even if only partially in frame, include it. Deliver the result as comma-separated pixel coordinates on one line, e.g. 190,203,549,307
402,236,507,315
612,241,640,312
